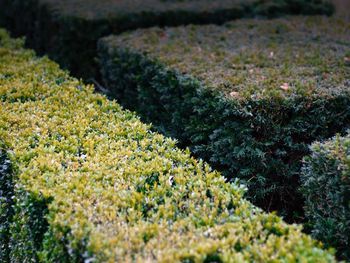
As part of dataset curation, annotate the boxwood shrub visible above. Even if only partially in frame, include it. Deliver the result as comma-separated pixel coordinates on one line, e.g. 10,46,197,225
0,0,334,78
0,29,337,262
98,16,350,220
301,134,350,260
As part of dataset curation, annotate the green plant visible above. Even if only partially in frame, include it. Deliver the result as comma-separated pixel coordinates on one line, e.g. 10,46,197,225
301,134,350,260
98,16,350,220
0,0,334,78
0,142,15,262
0,29,336,262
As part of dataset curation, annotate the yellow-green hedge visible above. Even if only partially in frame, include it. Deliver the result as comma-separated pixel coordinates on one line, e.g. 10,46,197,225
0,29,336,262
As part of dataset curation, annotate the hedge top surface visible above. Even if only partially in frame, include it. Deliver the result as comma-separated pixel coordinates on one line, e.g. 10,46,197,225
0,30,336,262
309,134,350,165
41,0,253,19
102,16,350,99
39,0,333,20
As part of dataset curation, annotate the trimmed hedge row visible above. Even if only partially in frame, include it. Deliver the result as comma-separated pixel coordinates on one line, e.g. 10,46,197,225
98,16,350,220
301,134,350,260
0,29,337,262
0,0,334,78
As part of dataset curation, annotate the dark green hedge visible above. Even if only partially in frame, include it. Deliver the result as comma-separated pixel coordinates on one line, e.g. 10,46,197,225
98,16,350,221
0,143,15,262
0,28,337,262
301,134,350,260
0,0,334,78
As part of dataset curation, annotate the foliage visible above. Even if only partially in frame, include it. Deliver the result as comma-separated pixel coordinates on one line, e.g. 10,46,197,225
0,0,334,78
39,0,334,20
0,29,337,262
98,16,350,220
301,134,350,260
0,142,15,262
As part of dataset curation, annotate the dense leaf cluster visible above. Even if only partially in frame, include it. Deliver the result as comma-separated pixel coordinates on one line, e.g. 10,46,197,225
0,29,337,262
98,16,350,220
0,143,14,262
301,134,350,260
0,0,334,78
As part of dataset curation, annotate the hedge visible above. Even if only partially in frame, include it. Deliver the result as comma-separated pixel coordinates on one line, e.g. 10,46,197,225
301,134,350,260
0,142,15,262
0,0,334,79
0,29,338,262
98,16,350,221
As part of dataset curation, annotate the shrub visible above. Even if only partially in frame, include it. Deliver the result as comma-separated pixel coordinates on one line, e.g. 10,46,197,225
98,16,350,220
0,0,334,78
0,29,337,262
301,134,350,260
0,142,15,262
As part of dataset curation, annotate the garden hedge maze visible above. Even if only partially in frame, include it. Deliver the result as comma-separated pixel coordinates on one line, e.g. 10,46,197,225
0,29,337,262
0,0,334,78
1,0,349,261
